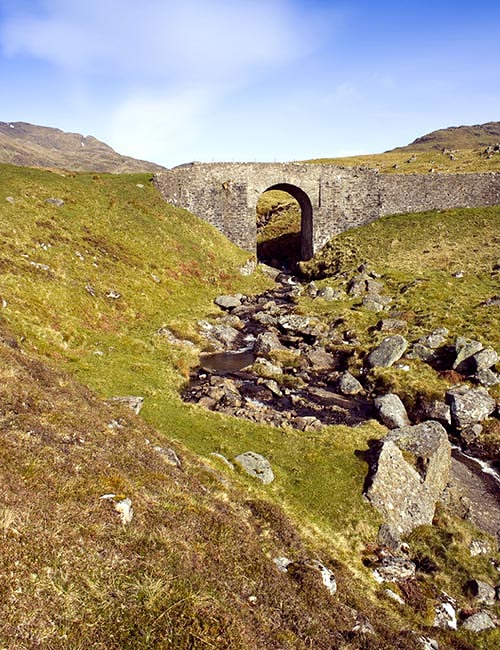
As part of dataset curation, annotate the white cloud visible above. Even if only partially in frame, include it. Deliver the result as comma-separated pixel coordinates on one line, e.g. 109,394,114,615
108,87,213,165
1,0,330,82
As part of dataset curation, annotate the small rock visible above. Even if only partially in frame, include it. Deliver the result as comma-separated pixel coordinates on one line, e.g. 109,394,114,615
414,400,451,426
373,556,416,583
305,282,318,297
153,446,181,467
374,393,410,429
378,318,407,333
461,611,495,632
45,197,64,207
214,294,242,310
293,416,322,431
109,396,144,415
252,357,283,377
273,556,292,572
377,523,402,551
316,286,341,301
417,635,439,650
384,588,405,605
234,451,274,484
338,371,364,396
460,424,484,446
85,284,96,297
5,196,15,204
367,335,408,368
418,328,449,349
253,331,286,357
209,452,235,470
470,539,492,556
433,602,457,630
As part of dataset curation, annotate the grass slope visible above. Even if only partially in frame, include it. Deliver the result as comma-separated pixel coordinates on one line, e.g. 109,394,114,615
1,164,499,648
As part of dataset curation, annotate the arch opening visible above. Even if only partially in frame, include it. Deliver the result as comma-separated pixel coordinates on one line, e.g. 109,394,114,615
255,183,313,271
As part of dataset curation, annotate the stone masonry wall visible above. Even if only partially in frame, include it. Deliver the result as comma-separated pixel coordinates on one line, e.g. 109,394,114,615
154,163,500,258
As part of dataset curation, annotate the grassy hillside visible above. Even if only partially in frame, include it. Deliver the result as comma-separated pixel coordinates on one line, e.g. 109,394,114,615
305,148,500,174
305,121,500,173
1,163,500,648
390,121,500,152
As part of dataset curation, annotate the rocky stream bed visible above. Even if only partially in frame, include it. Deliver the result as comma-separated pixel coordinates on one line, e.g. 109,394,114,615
181,271,500,542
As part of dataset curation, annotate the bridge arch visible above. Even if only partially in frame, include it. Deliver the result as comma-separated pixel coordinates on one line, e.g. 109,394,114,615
262,182,313,262
154,162,500,262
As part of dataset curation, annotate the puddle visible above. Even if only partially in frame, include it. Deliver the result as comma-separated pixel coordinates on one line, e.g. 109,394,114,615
199,349,255,373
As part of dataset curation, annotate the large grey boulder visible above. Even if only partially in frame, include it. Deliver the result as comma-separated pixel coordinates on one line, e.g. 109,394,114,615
446,385,496,428
234,451,275,484
461,611,495,632
374,394,410,429
366,421,451,535
367,335,408,368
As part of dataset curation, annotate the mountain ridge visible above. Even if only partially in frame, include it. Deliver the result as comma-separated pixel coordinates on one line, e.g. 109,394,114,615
0,121,166,173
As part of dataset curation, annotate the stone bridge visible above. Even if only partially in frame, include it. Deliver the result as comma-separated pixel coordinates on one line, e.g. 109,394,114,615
154,163,500,261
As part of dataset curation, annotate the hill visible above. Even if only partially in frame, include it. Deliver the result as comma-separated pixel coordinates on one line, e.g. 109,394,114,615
305,121,500,173
0,121,165,173
389,121,500,153
1,163,500,648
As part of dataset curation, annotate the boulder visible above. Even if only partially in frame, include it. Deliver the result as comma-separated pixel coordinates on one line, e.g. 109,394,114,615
418,328,449,349
446,386,496,428
433,602,457,630
253,331,286,357
461,611,495,632
374,394,410,429
372,556,416,583
453,338,483,373
234,451,274,484
475,368,499,387
305,347,335,370
414,399,451,427
367,335,408,368
466,579,496,606
338,371,364,396
366,421,451,535
378,318,407,333
470,347,499,373
214,294,242,310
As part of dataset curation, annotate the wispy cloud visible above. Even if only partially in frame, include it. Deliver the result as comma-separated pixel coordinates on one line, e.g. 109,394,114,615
1,0,331,82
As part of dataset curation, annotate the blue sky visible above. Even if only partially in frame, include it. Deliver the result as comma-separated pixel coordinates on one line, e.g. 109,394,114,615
1,0,499,167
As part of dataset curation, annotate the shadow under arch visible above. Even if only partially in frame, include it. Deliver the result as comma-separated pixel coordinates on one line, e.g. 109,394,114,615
256,182,313,270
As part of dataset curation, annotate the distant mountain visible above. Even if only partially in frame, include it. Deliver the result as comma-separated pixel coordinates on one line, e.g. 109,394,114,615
0,121,166,173
389,121,500,152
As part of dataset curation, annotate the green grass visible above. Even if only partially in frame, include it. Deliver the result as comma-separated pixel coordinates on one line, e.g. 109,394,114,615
2,163,500,648
0,162,382,551
304,148,500,174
